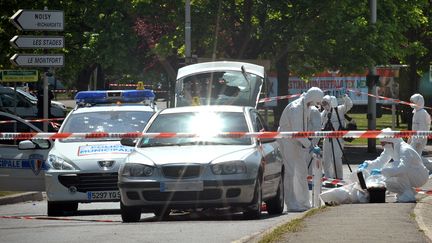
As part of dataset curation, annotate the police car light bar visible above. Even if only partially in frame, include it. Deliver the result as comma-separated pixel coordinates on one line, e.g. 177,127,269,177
75,90,155,104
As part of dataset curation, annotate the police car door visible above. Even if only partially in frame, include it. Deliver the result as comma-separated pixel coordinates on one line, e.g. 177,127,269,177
0,112,51,191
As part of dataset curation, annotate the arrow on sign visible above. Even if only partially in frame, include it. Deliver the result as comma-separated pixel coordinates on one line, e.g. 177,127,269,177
10,9,64,31
10,35,64,49
10,54,64,67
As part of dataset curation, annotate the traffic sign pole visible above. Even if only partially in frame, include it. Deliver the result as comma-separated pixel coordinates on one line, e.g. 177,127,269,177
9,8,64,132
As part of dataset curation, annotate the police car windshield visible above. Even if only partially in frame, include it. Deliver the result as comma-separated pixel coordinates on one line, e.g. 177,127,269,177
61,110,153,142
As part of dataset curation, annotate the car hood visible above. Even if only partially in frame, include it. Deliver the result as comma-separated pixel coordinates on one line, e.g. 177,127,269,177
130,145,255,165
51,141,135,170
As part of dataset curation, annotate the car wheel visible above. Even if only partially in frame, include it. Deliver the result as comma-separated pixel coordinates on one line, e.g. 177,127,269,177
120,201,141,223
47,202,78,216
243,178,262,220
265,173,285,215
153,207,171,220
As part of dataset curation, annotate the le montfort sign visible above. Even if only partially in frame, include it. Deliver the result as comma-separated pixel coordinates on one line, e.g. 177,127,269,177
9,9,64,68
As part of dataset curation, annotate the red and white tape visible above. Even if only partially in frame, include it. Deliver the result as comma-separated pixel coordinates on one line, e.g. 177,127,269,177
347,88,432,110
0,130,431,140
307,175,346,186
415,188,432,195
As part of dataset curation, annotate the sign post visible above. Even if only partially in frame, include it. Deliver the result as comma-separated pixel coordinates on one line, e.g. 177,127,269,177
9,8,64,132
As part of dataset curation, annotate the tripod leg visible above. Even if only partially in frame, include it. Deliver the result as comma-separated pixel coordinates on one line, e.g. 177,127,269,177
330,138,338,179
333,136,353,173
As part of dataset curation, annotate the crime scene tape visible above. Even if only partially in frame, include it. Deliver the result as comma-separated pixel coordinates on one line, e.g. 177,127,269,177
257,88,342,104
0,117,64,124
1,130,431,140
347,88,432,110
415,188,432,195
258,93,301,103
307,175,346,187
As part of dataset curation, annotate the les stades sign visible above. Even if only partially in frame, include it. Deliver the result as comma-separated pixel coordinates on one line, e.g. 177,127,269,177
10,35,64,49
10,9,64,31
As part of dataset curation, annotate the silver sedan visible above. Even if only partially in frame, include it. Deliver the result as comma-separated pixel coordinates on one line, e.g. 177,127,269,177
118,105,284,222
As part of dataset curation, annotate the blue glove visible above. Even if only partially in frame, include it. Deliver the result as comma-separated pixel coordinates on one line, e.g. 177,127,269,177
370,168,382,176
309,146,321,155
358,162,368,171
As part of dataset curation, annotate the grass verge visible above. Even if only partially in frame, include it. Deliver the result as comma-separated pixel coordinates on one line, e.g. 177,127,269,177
258,206,329,243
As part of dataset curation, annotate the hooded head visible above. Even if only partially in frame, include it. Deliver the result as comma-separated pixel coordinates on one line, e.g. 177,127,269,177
410,93,424,110
330,96,338,108
304,87,324,107
379,128,402,156
322,95,332,111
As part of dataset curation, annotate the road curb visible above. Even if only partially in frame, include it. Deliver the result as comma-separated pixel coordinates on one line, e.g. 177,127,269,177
232,211,307,243
0,192,43,205
414,196,432,242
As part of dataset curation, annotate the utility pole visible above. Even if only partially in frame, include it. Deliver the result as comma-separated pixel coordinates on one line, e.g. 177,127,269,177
367,0,378,153
185,0,191,64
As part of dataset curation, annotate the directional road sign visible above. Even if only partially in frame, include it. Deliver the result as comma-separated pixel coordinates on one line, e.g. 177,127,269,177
10,9,64,31
0,70,38,82
10,54,64,67
10,35,64,49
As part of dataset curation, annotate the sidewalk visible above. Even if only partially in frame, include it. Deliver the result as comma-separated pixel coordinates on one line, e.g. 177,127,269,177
264,145,432,243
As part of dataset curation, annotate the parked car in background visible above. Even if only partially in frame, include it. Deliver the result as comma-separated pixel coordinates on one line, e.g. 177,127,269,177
0,86,67,118
118,105,284,222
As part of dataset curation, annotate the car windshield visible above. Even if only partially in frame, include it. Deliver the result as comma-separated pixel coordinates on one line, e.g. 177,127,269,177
139,111,252,147
61,110,154,142
175,71,263,107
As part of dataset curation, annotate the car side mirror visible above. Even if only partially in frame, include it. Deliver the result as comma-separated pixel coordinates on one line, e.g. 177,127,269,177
18,140,36,150
121,138,137,147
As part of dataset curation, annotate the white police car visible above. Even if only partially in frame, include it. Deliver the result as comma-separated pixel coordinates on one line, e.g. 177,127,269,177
44,89,157,216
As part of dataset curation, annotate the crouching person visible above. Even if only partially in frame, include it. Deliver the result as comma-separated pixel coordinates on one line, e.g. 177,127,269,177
321,128,429,204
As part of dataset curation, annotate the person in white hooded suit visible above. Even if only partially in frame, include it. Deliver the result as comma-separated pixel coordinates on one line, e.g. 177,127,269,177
408,94,431,154
321,94,353,179
360,128,429,202
278,87,324,212
321,128,429,204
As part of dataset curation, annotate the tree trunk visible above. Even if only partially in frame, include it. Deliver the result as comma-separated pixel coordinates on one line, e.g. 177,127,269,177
273,53,289,130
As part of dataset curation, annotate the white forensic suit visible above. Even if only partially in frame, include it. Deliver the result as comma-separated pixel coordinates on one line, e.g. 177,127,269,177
363,131,429,202
307,106,322,175
321,94,353,179
278,87,324,212
408,94,431,154
320,128,429,204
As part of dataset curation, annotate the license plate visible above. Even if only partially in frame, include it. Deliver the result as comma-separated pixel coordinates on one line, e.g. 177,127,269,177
87,191,121,201
160,181,204,192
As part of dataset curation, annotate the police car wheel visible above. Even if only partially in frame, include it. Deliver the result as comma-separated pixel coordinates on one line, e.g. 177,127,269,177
47,202,78,216
120,201,141,223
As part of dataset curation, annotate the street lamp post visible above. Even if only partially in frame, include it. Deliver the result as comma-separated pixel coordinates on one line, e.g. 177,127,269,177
367,0,377,153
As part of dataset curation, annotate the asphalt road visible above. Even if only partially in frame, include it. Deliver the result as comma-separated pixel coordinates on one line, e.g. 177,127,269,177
0,199,302,243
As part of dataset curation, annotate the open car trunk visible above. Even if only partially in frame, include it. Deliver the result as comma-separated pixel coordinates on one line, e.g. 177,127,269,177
175,61,265,108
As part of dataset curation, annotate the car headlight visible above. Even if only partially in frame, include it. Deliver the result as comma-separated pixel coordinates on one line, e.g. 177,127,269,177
47,154,75,170
211,161,247,175
122,163,154,177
